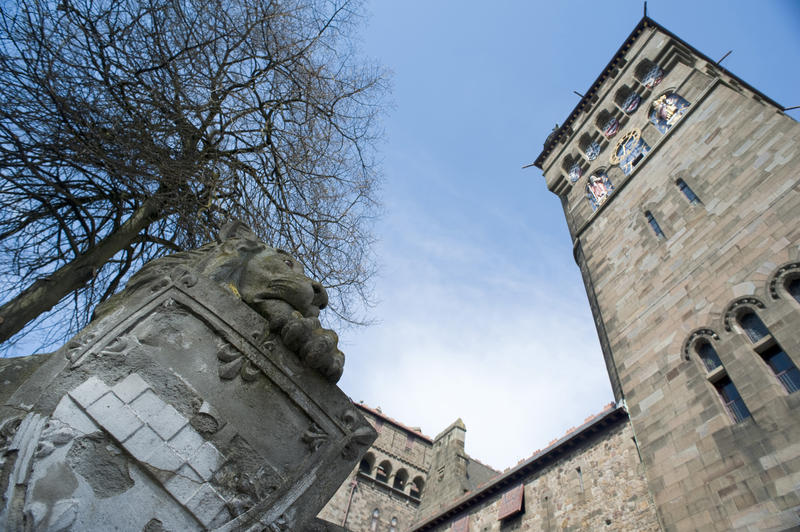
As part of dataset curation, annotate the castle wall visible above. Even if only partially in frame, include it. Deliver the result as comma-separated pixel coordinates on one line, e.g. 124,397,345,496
413,415,660,532
319,471,421,531
319,406,431,531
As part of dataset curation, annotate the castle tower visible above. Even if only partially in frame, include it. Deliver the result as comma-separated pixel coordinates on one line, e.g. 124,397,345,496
412,418,498,524
415,418,470,519
534,17,800,531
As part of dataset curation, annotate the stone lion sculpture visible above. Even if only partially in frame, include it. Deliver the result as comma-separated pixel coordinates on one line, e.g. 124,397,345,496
95,221,345,382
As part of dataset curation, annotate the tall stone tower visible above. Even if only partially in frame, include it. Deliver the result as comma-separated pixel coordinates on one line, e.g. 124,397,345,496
534,17,800,531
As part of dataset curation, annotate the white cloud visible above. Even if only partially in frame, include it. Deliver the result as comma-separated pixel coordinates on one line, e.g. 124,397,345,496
338,225,613,470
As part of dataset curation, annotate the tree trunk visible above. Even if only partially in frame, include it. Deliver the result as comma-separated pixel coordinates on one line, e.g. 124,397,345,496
0,195,165,344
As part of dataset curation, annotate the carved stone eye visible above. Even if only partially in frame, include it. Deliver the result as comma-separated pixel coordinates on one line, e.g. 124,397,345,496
283,259,294,268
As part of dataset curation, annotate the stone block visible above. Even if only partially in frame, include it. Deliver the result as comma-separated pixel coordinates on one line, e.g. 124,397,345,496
147,402,188,441
111,373,151,403
185,484,227,526
145,441,185,473
187,441,223,481
69,376,110,407
130,389,167,420
168,425,204,460
164,464,203,504
87,392,142,441
124,425,164,461
51,396,98,435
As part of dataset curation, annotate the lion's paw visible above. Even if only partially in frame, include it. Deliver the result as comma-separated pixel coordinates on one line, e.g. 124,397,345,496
279,316,344,383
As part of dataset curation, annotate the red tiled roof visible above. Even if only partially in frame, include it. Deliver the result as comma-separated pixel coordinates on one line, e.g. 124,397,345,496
355,402,433,443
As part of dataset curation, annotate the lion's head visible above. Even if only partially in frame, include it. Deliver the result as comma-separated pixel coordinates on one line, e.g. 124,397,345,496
192,223,329,323
95,221,344,382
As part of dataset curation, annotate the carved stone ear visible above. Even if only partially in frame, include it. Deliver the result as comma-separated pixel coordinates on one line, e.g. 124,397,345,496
218,220,259,242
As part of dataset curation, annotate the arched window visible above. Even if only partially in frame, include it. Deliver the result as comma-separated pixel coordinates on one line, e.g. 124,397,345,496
642,64,664,88
736,310,800,393
392,468,408,491
585,140,601,161
610,129,650,175
562,154,583,184
696,340,722,372
645,211,665,239
389,517,398,532
370,509,380,532
568,162,583,183
650,92,690,134
787,278,800,304
601,115,620,139
635,59,665,89
359,452,375,475
685,331,750,423
761,345,800,394
376,460,391,483
676,179,700,204
615,86,641,114
586,170,614,210
737,311,769,343
410,476,425,499
580,133,601,161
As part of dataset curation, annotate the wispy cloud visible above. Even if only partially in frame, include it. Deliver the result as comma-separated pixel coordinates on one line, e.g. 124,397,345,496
338,222,612,469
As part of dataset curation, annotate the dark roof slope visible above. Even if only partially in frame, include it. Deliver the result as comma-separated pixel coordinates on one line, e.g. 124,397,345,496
466,458,498,490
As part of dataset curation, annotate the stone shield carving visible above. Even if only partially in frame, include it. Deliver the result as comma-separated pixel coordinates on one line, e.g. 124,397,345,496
0,223,376,531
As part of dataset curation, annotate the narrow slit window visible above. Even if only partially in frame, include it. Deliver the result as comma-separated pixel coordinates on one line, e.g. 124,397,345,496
645,211,665,238
761,345,800,393
715,376,751,423
676,179,700,204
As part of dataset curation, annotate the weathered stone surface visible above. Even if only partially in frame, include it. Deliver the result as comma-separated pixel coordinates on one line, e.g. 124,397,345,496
0,222,376,530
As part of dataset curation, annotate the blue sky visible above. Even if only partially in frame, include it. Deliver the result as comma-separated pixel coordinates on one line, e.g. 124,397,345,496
336,1,800,469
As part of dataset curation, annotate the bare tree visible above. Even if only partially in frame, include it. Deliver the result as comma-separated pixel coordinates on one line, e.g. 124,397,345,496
0,0,386,352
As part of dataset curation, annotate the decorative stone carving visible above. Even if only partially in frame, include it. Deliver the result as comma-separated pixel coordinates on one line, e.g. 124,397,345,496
217,342,262,382
682,328,720,359
768,262,800,299
34,419,76,458
341,409,376,461
0,221,376,531
723,297,766,332
303,423,330,452
95,221,345,383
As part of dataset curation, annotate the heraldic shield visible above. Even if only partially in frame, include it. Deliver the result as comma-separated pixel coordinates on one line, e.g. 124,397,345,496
0,224,376,531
